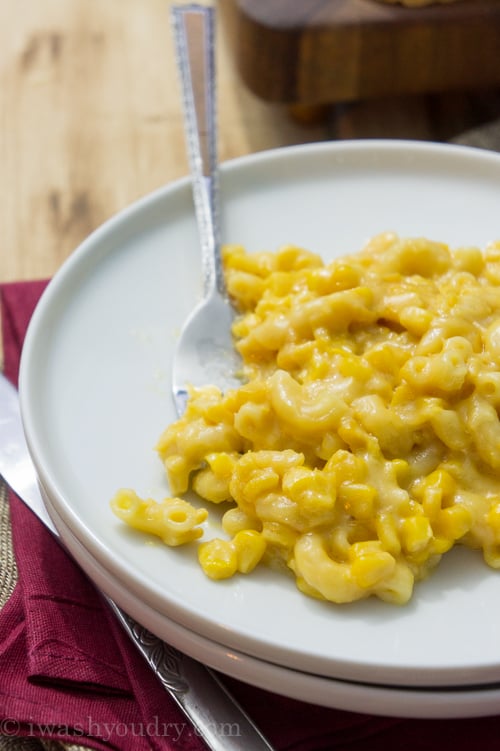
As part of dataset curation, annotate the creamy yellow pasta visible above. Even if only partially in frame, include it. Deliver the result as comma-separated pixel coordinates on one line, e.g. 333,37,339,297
111,233,500,605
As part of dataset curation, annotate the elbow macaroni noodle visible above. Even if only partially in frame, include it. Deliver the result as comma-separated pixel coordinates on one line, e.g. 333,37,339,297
111,233,500,605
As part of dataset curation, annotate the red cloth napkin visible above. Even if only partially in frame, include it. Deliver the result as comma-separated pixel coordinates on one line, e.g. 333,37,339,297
1,280,500,751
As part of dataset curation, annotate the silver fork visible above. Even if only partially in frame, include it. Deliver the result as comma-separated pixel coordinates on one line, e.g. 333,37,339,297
171,3,241,417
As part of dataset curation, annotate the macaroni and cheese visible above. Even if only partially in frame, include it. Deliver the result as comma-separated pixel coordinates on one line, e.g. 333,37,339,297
111,233,500,605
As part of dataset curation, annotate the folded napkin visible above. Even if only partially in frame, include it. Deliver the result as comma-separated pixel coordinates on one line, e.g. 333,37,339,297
1,280,500,751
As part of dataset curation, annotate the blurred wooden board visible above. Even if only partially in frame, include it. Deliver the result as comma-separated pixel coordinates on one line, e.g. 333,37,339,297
220,0,500,104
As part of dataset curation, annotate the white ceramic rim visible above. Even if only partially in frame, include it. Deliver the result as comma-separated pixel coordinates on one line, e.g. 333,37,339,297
19,138,500,688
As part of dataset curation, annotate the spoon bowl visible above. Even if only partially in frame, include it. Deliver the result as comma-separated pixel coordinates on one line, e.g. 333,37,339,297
172,288,242,415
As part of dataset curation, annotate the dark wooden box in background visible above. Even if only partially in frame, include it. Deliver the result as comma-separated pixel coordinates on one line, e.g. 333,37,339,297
220,0,500,106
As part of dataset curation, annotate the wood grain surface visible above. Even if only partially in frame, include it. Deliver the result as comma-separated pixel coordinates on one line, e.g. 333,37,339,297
0,0,500,290
0,0,328,284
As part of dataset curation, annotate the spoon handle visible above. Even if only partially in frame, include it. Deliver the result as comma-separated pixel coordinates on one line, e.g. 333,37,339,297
170,6,275,750
172,3,224,298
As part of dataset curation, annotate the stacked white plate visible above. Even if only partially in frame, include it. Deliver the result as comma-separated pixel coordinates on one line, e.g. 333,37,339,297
19,141,500,719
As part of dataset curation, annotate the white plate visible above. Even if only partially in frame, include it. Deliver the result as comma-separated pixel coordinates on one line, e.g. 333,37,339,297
19,140,500,688
42,486,500,719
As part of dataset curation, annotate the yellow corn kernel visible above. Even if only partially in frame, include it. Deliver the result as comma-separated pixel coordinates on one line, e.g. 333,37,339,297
431,536,454,555
307,263,360,295
221,243,246,267
434,504,472,541
400,515,433,553
233,530,267,573
428,467,456,499
453,246,484,274
282,467,336,514
198,538,238,580
275,243,322,271
349,541,396,588
338,354,372,381
223,245,273,275
421,486,443,520
417,468,455,517
306,354,331,381
204,400,236,424
225,271,265,310
207,452,237,477
264,270,296,296
326,450,366,483
338,483,376,521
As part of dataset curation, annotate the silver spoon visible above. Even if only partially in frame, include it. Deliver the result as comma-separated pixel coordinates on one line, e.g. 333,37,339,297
171,3,241,417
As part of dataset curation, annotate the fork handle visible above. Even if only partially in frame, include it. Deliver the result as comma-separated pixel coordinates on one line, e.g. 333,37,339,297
172,4,224,298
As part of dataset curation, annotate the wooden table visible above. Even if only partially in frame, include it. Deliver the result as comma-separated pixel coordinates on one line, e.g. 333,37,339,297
1,1,500,284
0,0,329,286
